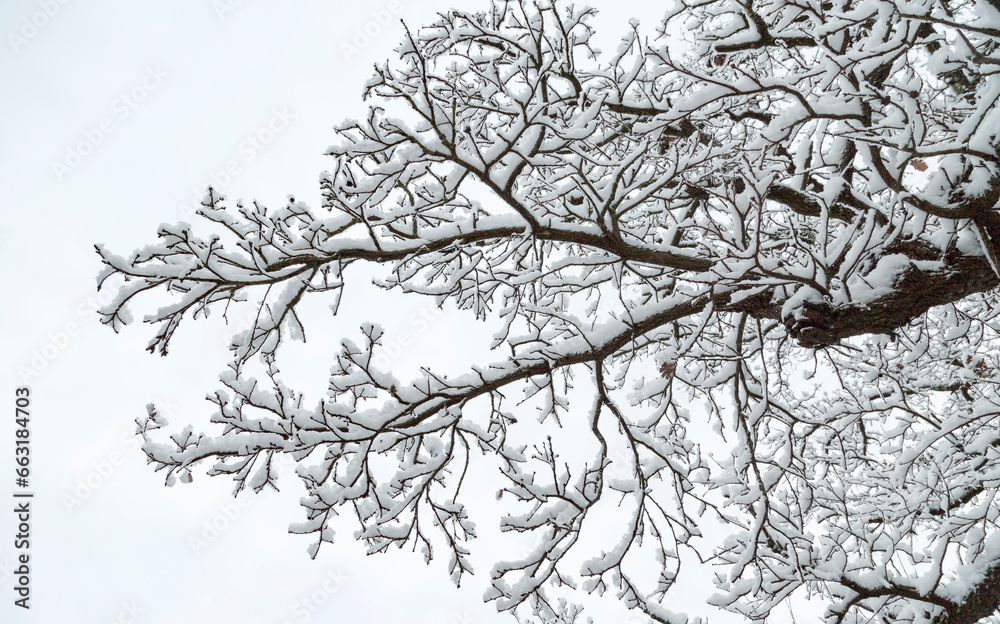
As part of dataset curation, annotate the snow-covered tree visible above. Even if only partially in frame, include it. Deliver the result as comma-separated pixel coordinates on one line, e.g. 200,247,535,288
96,0,1000,622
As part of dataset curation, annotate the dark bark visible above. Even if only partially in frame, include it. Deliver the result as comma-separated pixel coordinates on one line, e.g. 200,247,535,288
264,223,714,273
934,561,1000,624
714,8,817,53
778,252,998,347
835,554,1000,624
766,184,872,224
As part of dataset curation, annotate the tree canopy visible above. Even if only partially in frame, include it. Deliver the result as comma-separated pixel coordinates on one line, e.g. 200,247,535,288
96,0,1000,622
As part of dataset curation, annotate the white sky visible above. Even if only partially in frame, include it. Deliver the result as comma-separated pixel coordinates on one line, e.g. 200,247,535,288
0,2,748,623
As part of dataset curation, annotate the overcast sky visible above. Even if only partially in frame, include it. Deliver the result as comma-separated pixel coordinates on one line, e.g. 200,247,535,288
0,2,748,623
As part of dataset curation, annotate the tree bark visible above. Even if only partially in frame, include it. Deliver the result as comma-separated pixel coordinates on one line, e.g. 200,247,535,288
934,558,1000,624
788,254,997,346
723,250,1000,347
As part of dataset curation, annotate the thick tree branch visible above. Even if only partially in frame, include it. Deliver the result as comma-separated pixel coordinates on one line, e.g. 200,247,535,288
765,184,880,224
781,253,998,347
933,558,1000,624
